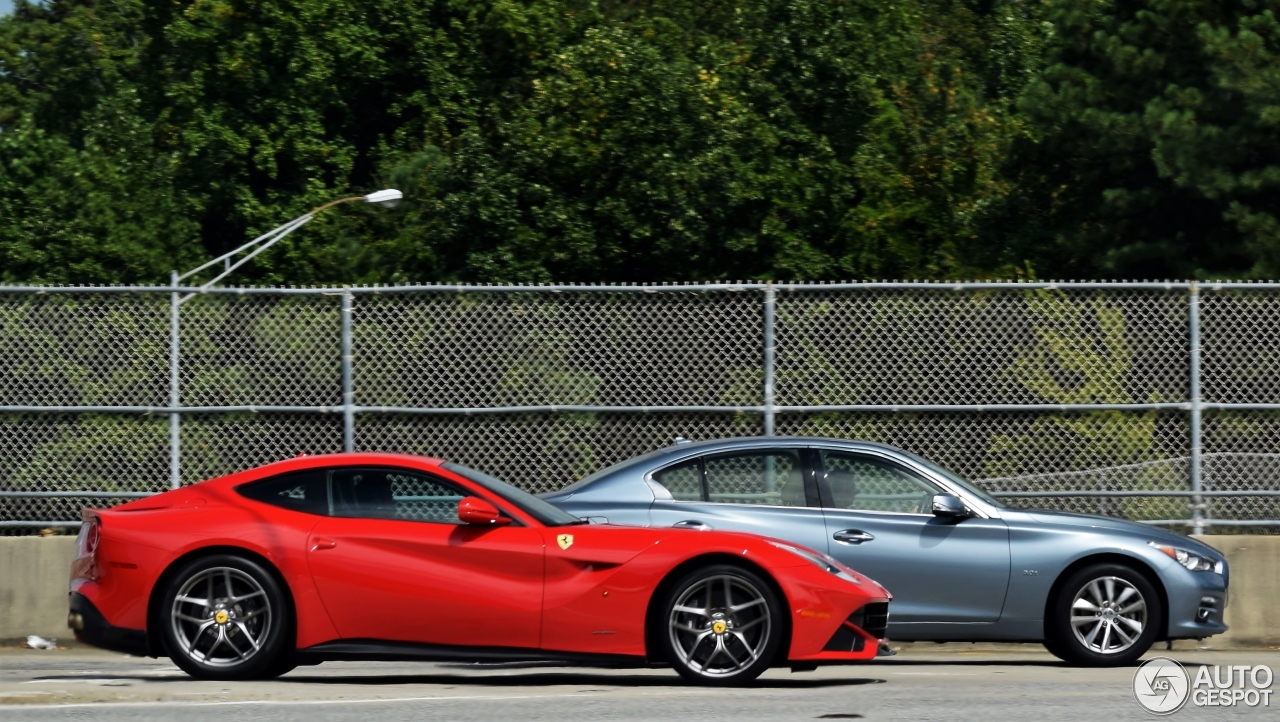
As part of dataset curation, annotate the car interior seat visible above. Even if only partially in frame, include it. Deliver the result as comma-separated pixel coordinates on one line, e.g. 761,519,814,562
332,471,398,518
827,468,858,508
779,463,807,506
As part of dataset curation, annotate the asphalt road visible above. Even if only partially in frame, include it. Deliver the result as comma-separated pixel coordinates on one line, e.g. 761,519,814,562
0,645,1275,721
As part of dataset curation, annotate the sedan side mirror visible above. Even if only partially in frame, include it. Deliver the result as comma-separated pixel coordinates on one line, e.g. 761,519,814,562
458,496,512,526
931,493,969,519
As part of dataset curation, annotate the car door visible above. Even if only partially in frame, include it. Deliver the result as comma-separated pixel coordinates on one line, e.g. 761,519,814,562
305,466,545,649
816,449,1010,625
646,448,831,554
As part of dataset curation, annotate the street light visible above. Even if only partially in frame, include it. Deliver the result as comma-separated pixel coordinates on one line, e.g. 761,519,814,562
175,188,404,293
164,189,403,490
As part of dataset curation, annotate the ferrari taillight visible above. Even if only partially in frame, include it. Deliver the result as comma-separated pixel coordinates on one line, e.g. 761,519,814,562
78,517,101,557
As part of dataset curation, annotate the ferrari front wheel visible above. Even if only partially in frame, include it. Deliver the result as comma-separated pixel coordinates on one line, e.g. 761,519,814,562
660,564,783,686
159,554,292,680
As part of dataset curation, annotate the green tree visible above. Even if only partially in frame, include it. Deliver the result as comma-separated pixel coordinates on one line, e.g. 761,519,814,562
0,0,1041,285
1002,0,1280,279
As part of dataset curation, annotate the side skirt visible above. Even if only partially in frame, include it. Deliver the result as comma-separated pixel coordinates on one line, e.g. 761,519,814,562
296,639,649,668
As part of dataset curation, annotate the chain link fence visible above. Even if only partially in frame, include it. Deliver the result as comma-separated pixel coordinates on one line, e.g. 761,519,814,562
3,281,1280,532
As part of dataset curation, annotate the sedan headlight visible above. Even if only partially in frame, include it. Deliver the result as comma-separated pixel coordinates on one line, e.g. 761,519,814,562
1149,542,1219,572
768,541,860,584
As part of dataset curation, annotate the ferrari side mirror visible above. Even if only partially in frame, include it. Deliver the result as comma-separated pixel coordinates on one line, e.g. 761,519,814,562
458,496,512,526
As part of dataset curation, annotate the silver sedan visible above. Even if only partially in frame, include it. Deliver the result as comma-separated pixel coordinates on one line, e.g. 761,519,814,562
542,436,1230,666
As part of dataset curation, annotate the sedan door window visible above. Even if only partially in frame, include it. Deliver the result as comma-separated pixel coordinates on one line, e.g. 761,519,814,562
331,467,466,523
704,451,807,506
652,460,704,501
819,452,940,514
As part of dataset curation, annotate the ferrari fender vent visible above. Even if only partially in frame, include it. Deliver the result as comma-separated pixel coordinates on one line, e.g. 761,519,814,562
823,602,890,653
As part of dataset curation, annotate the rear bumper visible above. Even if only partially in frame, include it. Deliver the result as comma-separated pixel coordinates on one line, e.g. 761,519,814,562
68,592,149,657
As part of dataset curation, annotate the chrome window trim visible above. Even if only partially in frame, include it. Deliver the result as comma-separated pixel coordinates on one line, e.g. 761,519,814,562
667,500,829,512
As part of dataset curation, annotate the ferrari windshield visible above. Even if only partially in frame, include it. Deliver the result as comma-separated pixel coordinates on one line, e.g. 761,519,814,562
443,462,583,526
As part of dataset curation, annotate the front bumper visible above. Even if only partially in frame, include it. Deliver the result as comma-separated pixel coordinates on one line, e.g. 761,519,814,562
776,559,891,663
68,592,149,657
1165,568,1229,640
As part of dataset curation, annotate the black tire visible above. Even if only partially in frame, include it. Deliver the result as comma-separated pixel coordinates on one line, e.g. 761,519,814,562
1046,563,1162,667
158,554,293,680
1041,632,1071,662
658,564,784,686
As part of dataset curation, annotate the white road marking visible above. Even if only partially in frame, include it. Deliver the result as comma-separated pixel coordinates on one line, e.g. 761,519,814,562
0,691,599,710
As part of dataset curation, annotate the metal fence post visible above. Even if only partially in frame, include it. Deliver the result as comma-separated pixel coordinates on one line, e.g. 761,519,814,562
1189,281,1205,534
341,288,355,453
763,283,776,436
168,270,181,489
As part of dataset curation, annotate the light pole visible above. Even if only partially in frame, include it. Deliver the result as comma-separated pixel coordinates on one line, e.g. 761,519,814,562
166,189,403,489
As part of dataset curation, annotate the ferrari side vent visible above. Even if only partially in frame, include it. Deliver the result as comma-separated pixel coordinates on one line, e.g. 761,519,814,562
822,602,890,653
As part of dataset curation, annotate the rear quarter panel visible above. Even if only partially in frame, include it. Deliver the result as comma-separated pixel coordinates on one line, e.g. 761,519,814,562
82,486,340,648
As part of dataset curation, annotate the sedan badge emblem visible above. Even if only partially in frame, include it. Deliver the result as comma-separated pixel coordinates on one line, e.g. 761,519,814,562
557,534,574,550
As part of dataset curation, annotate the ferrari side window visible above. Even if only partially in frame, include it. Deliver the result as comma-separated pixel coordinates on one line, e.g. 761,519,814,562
330,467,466,523
237,470,329,516
652,460,703,501
704,451,806,506
387,471,467,523
820,452,939,514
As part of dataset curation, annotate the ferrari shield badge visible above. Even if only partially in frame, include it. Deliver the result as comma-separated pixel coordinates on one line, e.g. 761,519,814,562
557,533,574,550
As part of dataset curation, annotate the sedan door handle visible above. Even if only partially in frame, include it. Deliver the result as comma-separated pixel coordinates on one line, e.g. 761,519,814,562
672,520,713,531
833,529,875,544
311,538,337,551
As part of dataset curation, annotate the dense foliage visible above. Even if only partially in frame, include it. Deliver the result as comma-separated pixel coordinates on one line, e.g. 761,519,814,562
0,0,1277,284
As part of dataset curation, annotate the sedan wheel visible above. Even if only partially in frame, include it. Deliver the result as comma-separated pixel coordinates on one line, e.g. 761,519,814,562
660,564,782,685
160,554,292,680
1046,563,1161,667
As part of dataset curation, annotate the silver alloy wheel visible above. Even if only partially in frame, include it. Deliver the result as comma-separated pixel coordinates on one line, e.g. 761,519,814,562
668,574,771,678
1069,576,1146,655
170,566,271,667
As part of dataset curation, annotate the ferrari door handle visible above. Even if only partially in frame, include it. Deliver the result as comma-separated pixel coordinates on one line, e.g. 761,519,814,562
311,538,337,551
673,520,713,531
833,529,875,544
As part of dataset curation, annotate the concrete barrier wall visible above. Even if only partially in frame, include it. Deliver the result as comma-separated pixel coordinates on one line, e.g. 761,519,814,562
0,536,77,642
1,535,1276,647
1197,535,1280,648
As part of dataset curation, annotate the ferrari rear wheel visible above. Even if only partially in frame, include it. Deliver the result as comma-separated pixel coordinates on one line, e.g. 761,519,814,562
159,554,292,680
660,564,782,686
